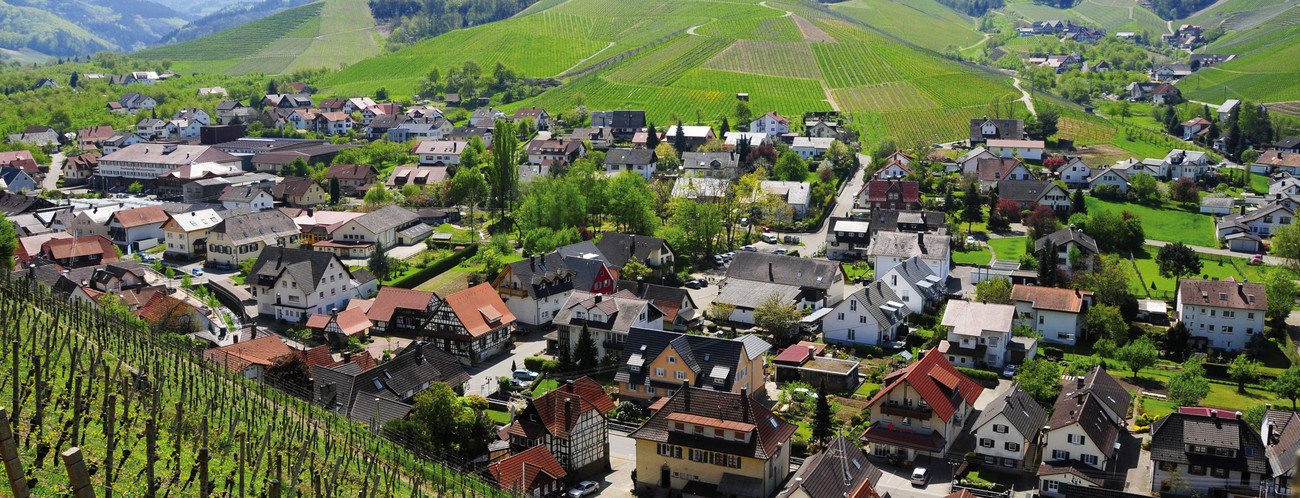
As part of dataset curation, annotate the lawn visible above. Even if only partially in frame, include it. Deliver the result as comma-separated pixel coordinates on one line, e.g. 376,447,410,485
854,382,880,398
1084,197,1217,247
1129,245,1250,296
1142,397,1179,419
987,237,1027,262
532,379,559,397
485,409,512,425
953,244,992,265
1252,173,1269,195
842,262,872,281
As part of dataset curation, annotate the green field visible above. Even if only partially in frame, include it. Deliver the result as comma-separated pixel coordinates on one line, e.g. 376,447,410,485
830,0,983,52
988,237,1028,262
953,244,992,265
1128,245,1259,296
1083,197,1217,247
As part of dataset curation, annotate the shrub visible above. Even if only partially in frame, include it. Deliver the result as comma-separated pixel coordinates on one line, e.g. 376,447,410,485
853,345,885,358
523,357,548,372
957,366,1000,382
1042,347,1064,360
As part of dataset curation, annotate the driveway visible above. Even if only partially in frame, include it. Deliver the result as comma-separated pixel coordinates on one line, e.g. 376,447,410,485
590,433,636,497
44,152,63,190
872,456,957,497
764,157,869,257
464,327,551,397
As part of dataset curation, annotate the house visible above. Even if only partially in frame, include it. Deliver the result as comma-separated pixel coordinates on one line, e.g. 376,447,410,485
484,445,568,497
1041,366,1130,487
15,232,71,265
106,205,168,250
503,376,614,478
7,125,60,148
724,250,845,312
161,209,221,260
207,209,301,268
1150,407,1268,497
978,158,1034,190
387,165,448,188
493,253,575,330
1057,157,1093,186
792,137,834,160
468,108,506,128
553,290,663,359
1035,226,1100,274
615,280,700,331
116,93,157,113
1200,196,1236,215
596,232,674,269
314,112,354,135
614,327,770,405
1012,285,1093,346
0,191,54,216
361,287,438,336
0,167,37,193
423,283,515,364
804,119,840,138
589,110,646,141
771,341,862,396
249,247,373,321
77,125,115,150
197,87,227,97
219,187,275,212
879,255,945,315
997,179,1071,212
1175,278,1266,352
327,205,421,255
860,348,983,459
955,147,997,174
326,164,378,195
1088,167,1131,193
567,127,614,148
1165,149,1210,180
67,206,113,238
1277,137,1300,154
562,256,617,296
713,279,805,327
61,153,100,185
866,231,951,282
99,132,145,155
863,210,944,238
761,181,812,219
671,177,729,202
874,160,913,180
681,151,740,179
1182,117,1213,141
1254,150,1300,176
821,281,908,349
973,383,1048,471
525,139,585,166
39,235,118,269
311,341,469,426
204,335,295,380
413,140,467,166
0,151,39,177
362,103,402,126
750,111,791,137
856,180,920,211
940,300,1016,368
269,177,326,208
1261,408,1300,498
1151,83,1183,105
776,436,883,498
825,217,871,260
134,118,171,140
662,125,716,151
1152,64,1193,82
262,93,314,109
987,139,1046,161
1216,203,1294,239
604,148,657,179
629,386,795,498
970,118,1025,144
510,107,551,130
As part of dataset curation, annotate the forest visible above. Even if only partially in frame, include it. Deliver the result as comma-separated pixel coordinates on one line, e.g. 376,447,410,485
1146,0,1218,20
368,0,534,52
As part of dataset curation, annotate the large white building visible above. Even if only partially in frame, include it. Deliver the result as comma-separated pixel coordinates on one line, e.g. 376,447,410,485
1175,278,1267,352
248,247,375,321
97,144,241,186
866,231,951,283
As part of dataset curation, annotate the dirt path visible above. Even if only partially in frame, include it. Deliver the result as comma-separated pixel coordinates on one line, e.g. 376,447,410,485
821,81,840,111
959,32,990,52
686,23,707,36
557,41,615,77
1013,77,1037,117
758,1,793,17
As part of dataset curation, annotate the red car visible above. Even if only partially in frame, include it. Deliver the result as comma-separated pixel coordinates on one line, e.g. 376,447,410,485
761,225,771,232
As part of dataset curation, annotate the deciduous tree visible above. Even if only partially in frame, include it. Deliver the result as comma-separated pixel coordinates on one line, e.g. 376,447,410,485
1016,358,1062,405
1168,357,1211,406
1228,353,1261,393
1156,242,1202,279
1086,304,1127,353
1116,337,1158,379
1170,177,1199,206
753,293,801,342
975,278,1013,304
1269,366,1300,409
0,212,15,272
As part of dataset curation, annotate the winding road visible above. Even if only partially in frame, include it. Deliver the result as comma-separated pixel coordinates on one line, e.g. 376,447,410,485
1012,77,1038,117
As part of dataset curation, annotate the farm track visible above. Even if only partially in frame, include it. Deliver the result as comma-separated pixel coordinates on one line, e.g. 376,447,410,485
1013,77,1037,117
557,41,616,77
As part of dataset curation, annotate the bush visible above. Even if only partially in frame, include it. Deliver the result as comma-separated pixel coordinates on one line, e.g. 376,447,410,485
523,357,548,372
1042,347,1064,360
853,345,885,358
388,245,479,288
957,366,1000,382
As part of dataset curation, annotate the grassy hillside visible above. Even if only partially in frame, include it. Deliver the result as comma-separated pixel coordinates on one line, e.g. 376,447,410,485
999,0,1168,35
0,0,116,56
319,0,1021,146
133,0,379,76
1176,4,1300,103
830,0,983,52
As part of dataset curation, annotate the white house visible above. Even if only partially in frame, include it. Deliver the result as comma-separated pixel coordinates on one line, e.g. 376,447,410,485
1164,149,1210,180
1199,196,1235,215
875,161,913,180
493,253,575,329
996,180,1071,212
414,140,467,166
722,131,771,148
956,147,997,174
792,137,834,160
1057,157,1092,186
249,247,374,321
330,205,421,253
1034,226,1100,274
1175,278,1267,351
972,384,1047,472
880,255,945,315
1216,202,1294,238
1087,167,1130,193
987,139,1045,161
939,300,1015,368
760,181,811,219
749,111,790,137
553,290,663,359
603,148,657,179
218,187,275,212
0,167,38,193
1011,284,1093,346
865,231,951,283
825,217,871,261
106,205,168,251
821,281,908,348
1039,368,1130,495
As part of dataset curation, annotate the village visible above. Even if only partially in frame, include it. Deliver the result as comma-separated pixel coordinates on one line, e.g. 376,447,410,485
3,74,1300,498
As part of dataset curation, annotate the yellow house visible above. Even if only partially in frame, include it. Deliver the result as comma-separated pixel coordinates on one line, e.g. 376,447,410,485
615,328,769,405
162,209,222,261
270,176,326,207
630,386,795,498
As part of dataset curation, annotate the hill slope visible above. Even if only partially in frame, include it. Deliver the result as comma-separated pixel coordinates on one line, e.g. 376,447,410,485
133,0,380,76
317,0,1022,145
1176,3,1300,104
0,0,189,56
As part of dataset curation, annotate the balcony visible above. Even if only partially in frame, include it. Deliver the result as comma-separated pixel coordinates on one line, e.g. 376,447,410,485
602,339,625,350
878,401,933,418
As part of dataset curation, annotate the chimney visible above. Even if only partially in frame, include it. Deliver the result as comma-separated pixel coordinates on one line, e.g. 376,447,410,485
1238,282,1244,294
595,294,603,303
1077,377,1085,389
740,387,749,422
682,382,691,411
768,262,774,281
917,232,926,253
564,398,573,427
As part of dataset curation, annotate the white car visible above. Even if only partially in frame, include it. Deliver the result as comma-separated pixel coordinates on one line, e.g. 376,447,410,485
568,481,600,497
965,235,976,245
910,468,929,487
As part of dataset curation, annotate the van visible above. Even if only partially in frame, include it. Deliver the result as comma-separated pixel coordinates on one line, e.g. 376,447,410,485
761,233,777,243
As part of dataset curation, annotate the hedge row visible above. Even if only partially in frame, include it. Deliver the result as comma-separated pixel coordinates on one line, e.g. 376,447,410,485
524,356,561,373
957,366,1000,382
389,244,479,289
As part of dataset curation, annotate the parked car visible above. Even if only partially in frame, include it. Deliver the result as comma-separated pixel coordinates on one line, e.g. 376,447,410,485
910,468,929,487
740,245,758,252
714,255,725,266
761,225,771,232
512,369,539,381
965,235,976,246
684,279,703,289
761,233,778,243
1250,254,1264,265
191,268,203,276
723,251,735,261
773,249,787,255
568,481,600,497
139,253,155,262
1002,364,1017,378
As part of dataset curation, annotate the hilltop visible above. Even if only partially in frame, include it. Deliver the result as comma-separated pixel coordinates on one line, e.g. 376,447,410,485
132,0,380,76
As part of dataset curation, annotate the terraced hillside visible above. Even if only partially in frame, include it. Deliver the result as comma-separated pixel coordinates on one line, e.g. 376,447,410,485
133,0,379,76
1177,2,1300,104
829,0,984,52
319,0,1022,146
998,0,1169,35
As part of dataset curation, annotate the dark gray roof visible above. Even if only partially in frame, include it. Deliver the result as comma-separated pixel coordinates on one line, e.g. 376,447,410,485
562,257,608,291
505,252,574,299
312,341,468,426
555,240,607,264
1264,409,1300,477
219,186,268,204
974,384,1048,439
1150,409,1268,475
970,118,1025,141
0,191,54,215
605,148,655,166
615,280,695,312
250,247,348,295
353,205,419,235
777,436,882,498
596,232,671,269
615,328,770,393
884,256,942,296
725,251,841,291
996,179,1062,203
844,281,905,329
210,209,298,246
1035,226,1099,255
1277,137,1300,149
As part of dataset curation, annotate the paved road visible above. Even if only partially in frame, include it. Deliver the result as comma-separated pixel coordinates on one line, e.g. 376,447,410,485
751,156,869,258
465,328,551,397
44,152,64,190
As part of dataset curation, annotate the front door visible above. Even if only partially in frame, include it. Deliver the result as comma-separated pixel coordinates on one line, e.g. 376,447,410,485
660,465,670,488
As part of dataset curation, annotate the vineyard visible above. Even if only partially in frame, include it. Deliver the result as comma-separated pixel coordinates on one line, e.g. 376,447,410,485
134,3,324,63
704,39,825,79
832,82,936,113
0,279,512,497
812,42,905,88
607,35,733,86
693,9,806,42
830,0,982,52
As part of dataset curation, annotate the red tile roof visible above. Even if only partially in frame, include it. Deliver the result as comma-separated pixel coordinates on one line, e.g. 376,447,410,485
1012,284,1093,313
113,205,169,228
332,307,372,336
977,158,1026,182
365,287,436,323
41,235,118,263
484,445,566,493
866,347,983,422
443,283,515,338
306,313,331,329
863,180,920,203
507,379,612,440
773,341,826,364
300,344,336,370
204,335,295,373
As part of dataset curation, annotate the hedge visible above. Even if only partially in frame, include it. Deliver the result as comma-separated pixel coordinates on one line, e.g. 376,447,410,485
389,244,479,289
523,356,560,373
957,366,1000,382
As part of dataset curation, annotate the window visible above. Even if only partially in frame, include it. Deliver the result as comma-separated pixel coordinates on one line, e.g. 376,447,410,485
1242,471,1251,485
859,316,866,323
674,371,687,380
980,438,994,448
1045,480,1059,491
714,429,724,437
993,424,1008,434
1002,458,1016,468
1005,442,1020,452
1211,468,1228,478
1068,434,1085,445
837,313,844,320
1189,465,1206,476
626,383,638,392
1051,450,1069,461
847,330,855,340
654,368,666,378
850,301,856,311
901,418,911,426
1082,454,1098,466
668,356,676,364
734,432,745,440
